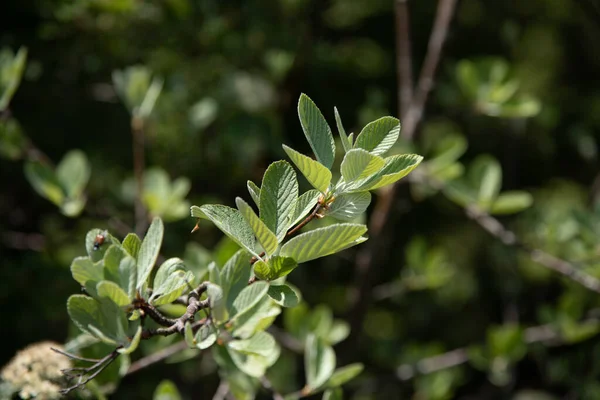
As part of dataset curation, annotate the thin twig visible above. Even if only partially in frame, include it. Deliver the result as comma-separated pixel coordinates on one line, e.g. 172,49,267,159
395,0,413,117
59,348,120,394
396,322,581,380
132,116,147,236
347,0,459,345
402,0,458,140
126,340,190,376
50,347,102,363
212,381,230,400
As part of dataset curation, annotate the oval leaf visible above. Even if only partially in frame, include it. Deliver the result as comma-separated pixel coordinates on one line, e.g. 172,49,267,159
97,280,131,306
298,93,336,169
230,281,270,320
137,217,164,289
259,161,299,241
305,334,336,392
354,116,400,156
236,197,278,256
325,192,371,221
283,145,332,193
268,284,301,307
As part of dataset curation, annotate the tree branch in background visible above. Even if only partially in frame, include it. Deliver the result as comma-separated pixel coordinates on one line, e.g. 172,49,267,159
395,0,413,117
126,340,190,376
132,115,148,236
396,321,580,380
348,0,458,345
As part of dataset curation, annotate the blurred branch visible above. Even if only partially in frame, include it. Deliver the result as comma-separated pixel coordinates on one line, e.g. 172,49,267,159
260,377,285,400
2,231,45,251
126,340,190,376
396,322,571,380
132,116,147,236
395,0,413,117
348,0,458,346
212,381,230,400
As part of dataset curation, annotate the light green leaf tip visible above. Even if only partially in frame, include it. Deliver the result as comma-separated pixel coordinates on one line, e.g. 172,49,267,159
283,145,332,193
298,93,336,169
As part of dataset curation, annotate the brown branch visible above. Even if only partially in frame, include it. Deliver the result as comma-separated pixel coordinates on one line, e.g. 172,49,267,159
395,0,413,117
401,0,458,140
59,348,121,394
347,0,458,347
396,322,581,380
126,340,190,376
212,381,230,400
132,116,147,236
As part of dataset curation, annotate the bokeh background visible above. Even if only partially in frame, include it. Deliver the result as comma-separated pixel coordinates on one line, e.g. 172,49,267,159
3,0,600,399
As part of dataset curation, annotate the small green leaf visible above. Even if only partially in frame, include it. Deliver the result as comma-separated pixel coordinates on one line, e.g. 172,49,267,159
97,280,131,306
0,47,27,111
283,145,332,193
195,323,218,349
490,191,533,215
86,229,119,262
291,190,321,227
325,192,371,221
268,284,301,307
280,224,367,263
328,321,350,345
298,93,336,169
351,154,423,192
253,256,298,281
137,217,164,289
122,233,142,259
340,149,385,185
153,379,182,400
56,150,91,198
247,180,261,207
227,341,280,378
354,116,400,156
334,107,351,153
70,257,103,286
231,295,281,339
259,161,299,241
228,331,277,357
184,321,195,348
236,197,278,256
305,334,336,392
221,250,253,310
322,388,342,400
24,161,63,206
230,281,270,320
118,324,142,354
103,248,137,300
191,205,258,257
325,363,364,388
67,295,128,345
151,258,195,306
471,155,502,208
207,283,228,322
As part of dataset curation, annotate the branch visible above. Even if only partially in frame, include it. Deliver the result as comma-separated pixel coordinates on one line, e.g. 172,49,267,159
401,0,458,140
58,348,121,394
395,0,413,117
396,322,577,380
212,381,230,400
132,115,148,236
126,340,190,376
260,377,285,400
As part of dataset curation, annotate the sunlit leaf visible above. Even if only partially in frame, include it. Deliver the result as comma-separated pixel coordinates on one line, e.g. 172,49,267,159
259,161,299,241
298,93,336,169
354,116,400,156
137,217,164,289
283,145,332,193
236,197,278,256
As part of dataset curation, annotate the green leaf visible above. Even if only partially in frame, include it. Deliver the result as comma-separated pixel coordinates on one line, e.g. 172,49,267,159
0,117,27,160
236,197,278,256
97,280,131,306
221,250,253,311
247,180,261,207
153,380,182,400
24,161,64,206
118,324,142,355
191,205,258,257
207,283,228,322
195,323,218,349
67,295,128,346
283,145,332,193
268,284,301,307
298,93,336,169
325,192,371,221
354,116,400,156
103,247,137,299
325,363,364,388
280,223,367,263
291,190,321,227
0,47,27,111
470,155,502,208
137,217,164,289
228,331,277,357
253,256,298,281
184,321,195,348
305,334,336,392
231,295,281,339
122,233,142,259
151,258,195,306
227,343,280,378
490,191,533,215
56,150,91,198
138,76,164,119
340,149,385,186
230,281,270,320
322,388,343,400
328,321,350,345
70,257,103,287
351,154,423,192
259,161,299,241
334,107,352,153
86,229,119,262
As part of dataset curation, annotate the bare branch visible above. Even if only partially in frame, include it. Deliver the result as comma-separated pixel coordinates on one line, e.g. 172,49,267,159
212,381,230,400
132,116,148,236
59,348,120,394
126,340,191,376
395,0,414,117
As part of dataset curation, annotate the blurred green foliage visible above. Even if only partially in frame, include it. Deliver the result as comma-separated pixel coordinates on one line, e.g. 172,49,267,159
3,0,600,398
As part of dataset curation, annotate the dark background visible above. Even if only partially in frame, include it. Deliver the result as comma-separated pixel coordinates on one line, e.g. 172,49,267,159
3,0,600,398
